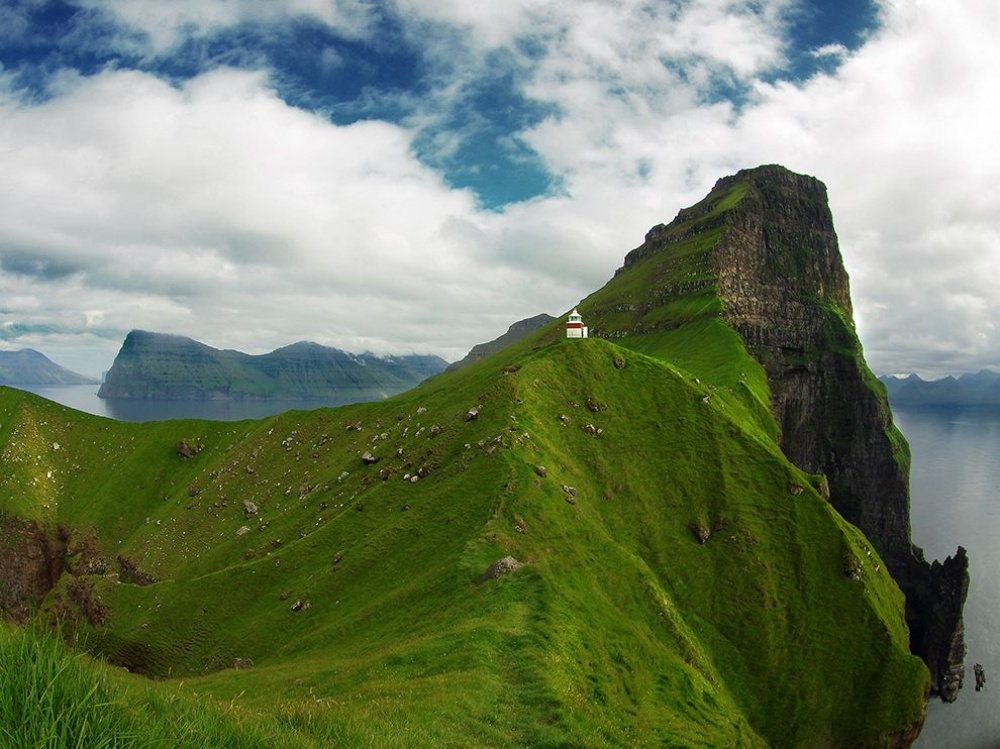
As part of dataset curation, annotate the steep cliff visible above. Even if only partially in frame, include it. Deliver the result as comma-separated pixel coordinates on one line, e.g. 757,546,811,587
607,164,968,701
97,331,447,401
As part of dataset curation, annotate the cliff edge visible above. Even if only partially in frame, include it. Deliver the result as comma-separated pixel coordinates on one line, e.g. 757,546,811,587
614,164,968,701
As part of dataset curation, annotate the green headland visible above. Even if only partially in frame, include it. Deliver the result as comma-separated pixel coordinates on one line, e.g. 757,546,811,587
1,165,958,747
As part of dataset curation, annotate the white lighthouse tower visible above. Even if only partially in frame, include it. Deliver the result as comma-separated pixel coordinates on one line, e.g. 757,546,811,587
566,308,589,339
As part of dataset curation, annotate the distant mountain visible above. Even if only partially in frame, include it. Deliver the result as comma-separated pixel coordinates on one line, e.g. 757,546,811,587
880,370,1000,407
446,313,556,371
97,331,447,400
0,349,99,386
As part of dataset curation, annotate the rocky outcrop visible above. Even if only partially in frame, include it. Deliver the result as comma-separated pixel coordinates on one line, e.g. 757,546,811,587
620,164,969,701
0,516,65,623
447,314,555,371
98,331,447,401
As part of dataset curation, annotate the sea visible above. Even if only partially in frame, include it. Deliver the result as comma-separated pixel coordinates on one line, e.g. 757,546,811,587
899,406,1000,749
12,385,1000,746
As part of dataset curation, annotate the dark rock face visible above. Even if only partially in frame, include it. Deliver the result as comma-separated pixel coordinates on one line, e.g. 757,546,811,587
0,516,65,623
712,167,913,556
708,166,968,701
623,164,969,702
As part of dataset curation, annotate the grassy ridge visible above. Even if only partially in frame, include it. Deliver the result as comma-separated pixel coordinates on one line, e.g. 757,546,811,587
0,333,926,746
0,175,928,746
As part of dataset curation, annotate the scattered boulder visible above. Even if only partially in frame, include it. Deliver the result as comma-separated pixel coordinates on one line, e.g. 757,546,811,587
232,657,254,670
581,423,601,436
613,356,626,369
691,524,711,544
290,599,311,612
236,526,251,536
117,555,156,586
466,407,480,422
815,474,831,501
176,440,202,459
361,451,379,465
243,500,259,518
842,548,863,580
534,465,548,478
788,483,804,496
187,486,201,497
332,550,344,565
481,556,523,582
561,485,578,505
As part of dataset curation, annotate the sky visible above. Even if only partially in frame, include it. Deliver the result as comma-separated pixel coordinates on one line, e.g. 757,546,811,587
0,0,998,380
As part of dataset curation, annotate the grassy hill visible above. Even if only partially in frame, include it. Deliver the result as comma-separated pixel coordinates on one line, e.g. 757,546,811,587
1,337,926,746
0,168,930,747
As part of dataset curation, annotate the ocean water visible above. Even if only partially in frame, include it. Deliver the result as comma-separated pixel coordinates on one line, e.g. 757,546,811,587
899,407,1000,749
11,386,999,744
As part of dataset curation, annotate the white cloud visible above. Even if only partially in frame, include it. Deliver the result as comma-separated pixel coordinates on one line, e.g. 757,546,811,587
3,0,1000,383
76,0,376,51
0,66,580,374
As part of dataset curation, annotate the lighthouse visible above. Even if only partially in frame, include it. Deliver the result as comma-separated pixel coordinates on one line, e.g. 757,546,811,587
566,308,589,339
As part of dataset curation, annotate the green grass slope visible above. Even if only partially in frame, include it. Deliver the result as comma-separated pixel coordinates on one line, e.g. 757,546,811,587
0,170,929,748
1,329,926,747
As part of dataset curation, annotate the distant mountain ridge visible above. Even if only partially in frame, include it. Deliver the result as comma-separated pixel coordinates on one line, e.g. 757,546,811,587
97,331,447,401
880,370,1000,407
446,313,556,371
0,349,99,386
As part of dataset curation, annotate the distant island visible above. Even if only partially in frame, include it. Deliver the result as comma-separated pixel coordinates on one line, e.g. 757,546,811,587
98,330,448,401
0,349,99,387
880,370,1000,407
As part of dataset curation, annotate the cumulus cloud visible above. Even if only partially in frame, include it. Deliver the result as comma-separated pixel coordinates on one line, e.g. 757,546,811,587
2,0,998,382
0,66,578,374
723,0,1000,376
75,0,377,52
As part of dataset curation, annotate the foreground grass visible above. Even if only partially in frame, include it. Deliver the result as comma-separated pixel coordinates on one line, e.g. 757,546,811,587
0,623,282,748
